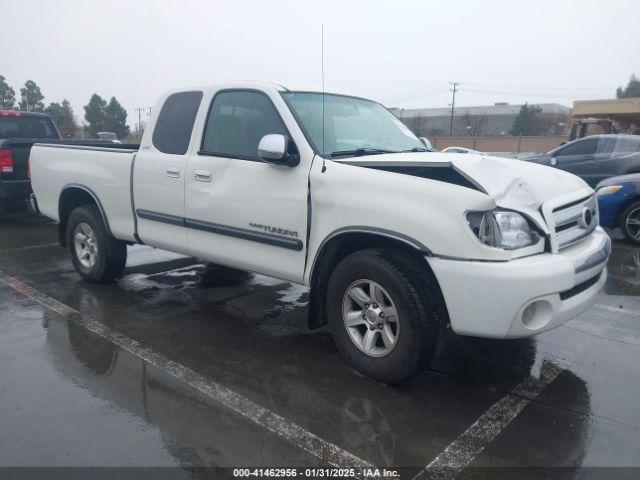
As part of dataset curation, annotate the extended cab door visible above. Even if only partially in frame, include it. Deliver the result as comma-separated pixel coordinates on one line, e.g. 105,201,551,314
133,91,203,253
185,89,311,282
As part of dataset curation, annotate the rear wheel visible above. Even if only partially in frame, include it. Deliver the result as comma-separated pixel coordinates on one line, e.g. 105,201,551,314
326,249,446,384
67,205,127,283
620,200,640,245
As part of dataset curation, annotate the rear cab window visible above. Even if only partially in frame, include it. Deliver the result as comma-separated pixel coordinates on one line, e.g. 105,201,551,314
0,115,58,139
152,91,203,155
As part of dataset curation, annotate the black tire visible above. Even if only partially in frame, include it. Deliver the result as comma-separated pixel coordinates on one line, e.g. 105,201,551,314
620,200,640,245
66,205,127,283
326,248,446,384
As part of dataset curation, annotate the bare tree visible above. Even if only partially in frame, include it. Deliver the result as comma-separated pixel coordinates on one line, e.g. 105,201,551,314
538,112,569,135
460,111,488,136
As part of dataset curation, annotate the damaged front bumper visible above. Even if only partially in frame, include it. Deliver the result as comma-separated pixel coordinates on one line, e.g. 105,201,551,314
427,227,610,338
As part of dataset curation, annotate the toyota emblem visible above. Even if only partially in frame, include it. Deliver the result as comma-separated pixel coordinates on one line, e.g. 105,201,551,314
578,207,593,228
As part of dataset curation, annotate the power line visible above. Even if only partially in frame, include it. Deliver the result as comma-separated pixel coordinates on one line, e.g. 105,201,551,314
461,87,603,96
386,90,450,105
460,87,602,100
461,81,613,91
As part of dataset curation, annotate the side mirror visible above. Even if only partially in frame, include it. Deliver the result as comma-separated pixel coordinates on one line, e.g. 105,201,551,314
258,134,299,167
550,157,558,166
418,136,434,151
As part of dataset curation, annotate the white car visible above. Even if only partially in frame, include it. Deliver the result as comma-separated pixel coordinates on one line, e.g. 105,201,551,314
442,146,481,154
97,132,121,144
29,83,610,383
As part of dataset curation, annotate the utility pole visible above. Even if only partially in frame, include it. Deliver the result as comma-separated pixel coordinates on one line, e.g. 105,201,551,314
449,81,459,137
134,107,152,137
135,107,144,136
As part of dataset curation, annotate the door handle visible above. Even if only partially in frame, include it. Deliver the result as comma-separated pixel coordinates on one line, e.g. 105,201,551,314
166,166,181,178
194,169,212,182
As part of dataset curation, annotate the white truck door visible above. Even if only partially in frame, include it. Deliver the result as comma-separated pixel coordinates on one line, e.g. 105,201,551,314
185,89,310,282
133,91,203,253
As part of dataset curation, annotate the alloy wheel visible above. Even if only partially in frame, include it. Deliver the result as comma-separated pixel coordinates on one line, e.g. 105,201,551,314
74,222,98,269
342,279,400,357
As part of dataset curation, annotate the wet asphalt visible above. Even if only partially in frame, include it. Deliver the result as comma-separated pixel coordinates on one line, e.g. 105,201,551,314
1,214,639,478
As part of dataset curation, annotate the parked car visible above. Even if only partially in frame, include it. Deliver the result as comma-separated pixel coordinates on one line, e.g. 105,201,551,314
442,146,481,154
522,134,640,187
29,83,610,383
596,173,640,244
0,110,135,216
97,132,121,143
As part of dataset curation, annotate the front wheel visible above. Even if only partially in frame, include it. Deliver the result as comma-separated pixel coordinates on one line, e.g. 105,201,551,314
326,249,446,384
620,200,640,245
67,205,127,283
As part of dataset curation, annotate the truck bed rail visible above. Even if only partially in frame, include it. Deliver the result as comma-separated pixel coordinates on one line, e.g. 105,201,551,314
34,142,140,153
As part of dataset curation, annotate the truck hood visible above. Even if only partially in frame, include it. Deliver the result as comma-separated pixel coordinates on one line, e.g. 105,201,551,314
336,152,590,213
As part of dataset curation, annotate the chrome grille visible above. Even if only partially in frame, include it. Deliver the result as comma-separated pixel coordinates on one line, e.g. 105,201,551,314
551,195,598,250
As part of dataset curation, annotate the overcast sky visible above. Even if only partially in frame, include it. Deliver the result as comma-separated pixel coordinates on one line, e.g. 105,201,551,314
2,0,638,126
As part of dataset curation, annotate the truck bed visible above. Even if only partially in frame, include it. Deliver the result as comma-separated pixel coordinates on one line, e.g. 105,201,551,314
29,143,139,242
0,138,139,181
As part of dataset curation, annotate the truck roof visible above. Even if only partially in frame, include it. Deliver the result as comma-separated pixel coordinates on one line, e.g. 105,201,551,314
0,110,52,119
160,82,371,102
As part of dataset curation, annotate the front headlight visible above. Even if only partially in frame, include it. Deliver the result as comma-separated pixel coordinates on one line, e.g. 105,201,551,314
466,210,540,250
596,185,623,196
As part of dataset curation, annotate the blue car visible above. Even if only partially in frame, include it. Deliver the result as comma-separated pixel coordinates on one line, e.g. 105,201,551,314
596,173,640,243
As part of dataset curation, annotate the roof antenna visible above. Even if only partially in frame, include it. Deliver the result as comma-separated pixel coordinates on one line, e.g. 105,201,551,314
321,24,327,173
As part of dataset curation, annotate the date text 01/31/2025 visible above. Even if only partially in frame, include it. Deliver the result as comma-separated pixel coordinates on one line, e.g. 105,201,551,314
232,468,400,478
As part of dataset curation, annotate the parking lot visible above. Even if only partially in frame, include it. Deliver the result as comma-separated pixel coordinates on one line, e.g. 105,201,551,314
1,213,639,477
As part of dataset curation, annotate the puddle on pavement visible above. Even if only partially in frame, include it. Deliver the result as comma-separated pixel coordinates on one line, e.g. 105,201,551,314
116,260,311,335
604,242,640,296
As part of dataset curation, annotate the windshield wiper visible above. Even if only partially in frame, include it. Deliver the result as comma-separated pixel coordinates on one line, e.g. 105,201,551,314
329,148,398,158
401,147,431,152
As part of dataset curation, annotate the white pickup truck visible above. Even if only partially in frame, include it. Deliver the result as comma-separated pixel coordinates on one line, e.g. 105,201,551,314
30,83,610,382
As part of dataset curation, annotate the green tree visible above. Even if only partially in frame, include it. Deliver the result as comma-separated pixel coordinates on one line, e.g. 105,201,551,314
510,103,544,136
616,74,640,99
104,96,130,139
0,75,16,109
19,80,45,112
83,94,107,138
45,99,78,138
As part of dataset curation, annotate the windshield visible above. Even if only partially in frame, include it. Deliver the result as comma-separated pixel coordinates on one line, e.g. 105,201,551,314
282,92,425,157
